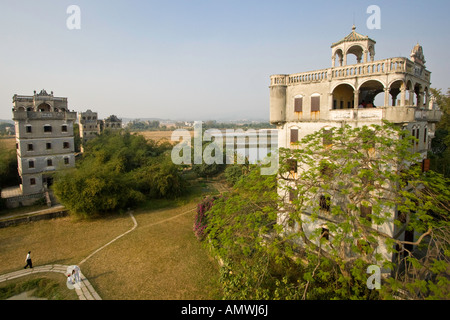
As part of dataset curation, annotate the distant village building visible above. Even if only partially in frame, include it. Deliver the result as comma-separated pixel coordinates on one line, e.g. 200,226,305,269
11,90,77,197
78,109,99,147
100,115,122,131
270,27,442,265
78,112,122,151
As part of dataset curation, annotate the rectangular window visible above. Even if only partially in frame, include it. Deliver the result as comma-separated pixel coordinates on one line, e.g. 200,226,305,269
422,158,430,172
30,178,36,186
323,129,332,146
63,142,70,149
290,129,298,143
27,144,33,151
424,128,427,143
28,160,34,169
411,129,416,146
47,159,53,166
287,159,297,174
26,126,32,133
64,157,70,165
288,189,296,202
46,143,52,150
311,96,320,112
320,195,331,212
294,97,303,112
360,205,372,222
62,125,68,132
44,125,52,133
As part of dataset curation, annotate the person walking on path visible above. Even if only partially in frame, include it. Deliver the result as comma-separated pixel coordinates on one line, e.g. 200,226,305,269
23,251,32,269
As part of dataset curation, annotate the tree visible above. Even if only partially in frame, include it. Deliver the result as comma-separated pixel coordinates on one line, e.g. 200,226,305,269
429,88,450,177
53,131,185,217
201,122,450,299
278,122,449,299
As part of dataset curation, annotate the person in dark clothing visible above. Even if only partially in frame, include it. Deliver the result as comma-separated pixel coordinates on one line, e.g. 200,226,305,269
24,251,32,269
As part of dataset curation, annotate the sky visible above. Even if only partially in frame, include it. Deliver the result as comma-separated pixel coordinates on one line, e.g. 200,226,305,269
1,0,449,121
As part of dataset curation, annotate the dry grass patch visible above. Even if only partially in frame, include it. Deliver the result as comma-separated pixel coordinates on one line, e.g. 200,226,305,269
133,130,193,144
0,214,133,274
80,203,221,300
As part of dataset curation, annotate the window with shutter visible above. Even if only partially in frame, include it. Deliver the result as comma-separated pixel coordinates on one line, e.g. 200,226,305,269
311,96,320,112
290,129,298,143
294,97,303,112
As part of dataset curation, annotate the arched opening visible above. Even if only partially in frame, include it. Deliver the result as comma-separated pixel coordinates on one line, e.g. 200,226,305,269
38,103,51,112
423,87,429,108
414,83,423,107
332,83,354,109
388,80,404,106
359,80,385,108
334,49,344,67
346,45,364,65
406,81,414,106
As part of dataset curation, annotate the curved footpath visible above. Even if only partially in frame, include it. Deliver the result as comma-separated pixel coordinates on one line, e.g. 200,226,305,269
0,206,196,300
0,208,138,300
0,264,101,300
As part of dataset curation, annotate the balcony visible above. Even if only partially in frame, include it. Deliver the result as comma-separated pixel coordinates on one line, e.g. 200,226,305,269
328,106,442,123
13,111,77,121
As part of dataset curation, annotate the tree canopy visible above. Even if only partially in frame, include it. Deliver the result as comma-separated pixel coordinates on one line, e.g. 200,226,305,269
53,131,185,217
199,122,450,300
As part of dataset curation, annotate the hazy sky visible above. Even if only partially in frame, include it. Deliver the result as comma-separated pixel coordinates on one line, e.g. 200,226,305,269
1,0,449,121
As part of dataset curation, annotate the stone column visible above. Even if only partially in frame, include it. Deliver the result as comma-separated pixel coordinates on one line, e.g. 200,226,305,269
400,86,406,107
354,89,360,109
384,88,390,108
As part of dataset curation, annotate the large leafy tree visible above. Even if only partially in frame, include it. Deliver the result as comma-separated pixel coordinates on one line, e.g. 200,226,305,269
201,122,449,300
53,131,185,217
429,88,450,177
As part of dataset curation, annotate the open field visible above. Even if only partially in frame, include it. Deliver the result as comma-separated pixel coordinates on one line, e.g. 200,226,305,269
132,130,193,143
0,137,15,151
0,182,223,300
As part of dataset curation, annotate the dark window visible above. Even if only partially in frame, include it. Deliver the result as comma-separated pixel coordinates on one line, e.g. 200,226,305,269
47,159,53,166
26,126,32,133
64,157,70,165
16,143,19,150
321,227,330,240
423,128,427,143
290,129,298,143
294,97,303,112
287,159,297,174
311,96,320,112
46,143,52,150
62,125,68,132
44,125,52,133
63,142,70,149
30,178,36,185
28,160,34,169
360,205,372,222
27,144,33,151
320,195,331,211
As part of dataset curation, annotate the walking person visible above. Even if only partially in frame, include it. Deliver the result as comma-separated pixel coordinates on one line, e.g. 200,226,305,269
24,251,32,269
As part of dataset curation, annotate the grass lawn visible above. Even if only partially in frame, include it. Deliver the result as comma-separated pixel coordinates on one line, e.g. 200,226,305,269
0,180,223,300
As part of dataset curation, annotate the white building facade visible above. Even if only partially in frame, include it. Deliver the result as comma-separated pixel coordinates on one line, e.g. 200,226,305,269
269,27,442,264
